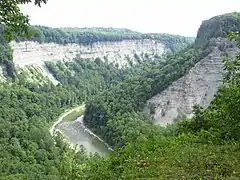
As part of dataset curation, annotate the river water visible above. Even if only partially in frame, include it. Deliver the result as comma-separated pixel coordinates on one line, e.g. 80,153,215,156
55,116,110,156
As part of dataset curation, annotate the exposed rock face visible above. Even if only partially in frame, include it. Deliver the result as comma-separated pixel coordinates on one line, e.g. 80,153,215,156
10,39,165,68
145,38,239,126
10,39,166,84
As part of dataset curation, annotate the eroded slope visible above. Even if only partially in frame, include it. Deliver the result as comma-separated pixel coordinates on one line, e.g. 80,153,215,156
145,38,239,125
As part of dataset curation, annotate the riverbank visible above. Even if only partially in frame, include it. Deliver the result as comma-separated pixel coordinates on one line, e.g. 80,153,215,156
50,104,113,154
50,105,85,136
75,116,113,151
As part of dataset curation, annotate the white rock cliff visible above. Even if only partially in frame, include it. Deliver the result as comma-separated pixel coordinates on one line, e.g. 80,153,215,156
11,39,165,67
10,39,166,85
144,38,239,126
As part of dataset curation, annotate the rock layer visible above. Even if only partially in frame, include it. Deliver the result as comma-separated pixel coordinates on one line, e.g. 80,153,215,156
11,39,165,68
145,38,239,126
10,39,166,84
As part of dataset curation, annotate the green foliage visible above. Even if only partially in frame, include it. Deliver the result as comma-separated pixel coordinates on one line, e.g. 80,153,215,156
0,44,13,65
81,137,240,179
20,26,143,44
81,33,240,177
72,21,240,179
0,0,47,41
0,82,71,178
17,0,47,7
1,10,240,179
0,42,15,77
45,58,128,103
144,33,195,53
83,41,213,147
178,32,240,142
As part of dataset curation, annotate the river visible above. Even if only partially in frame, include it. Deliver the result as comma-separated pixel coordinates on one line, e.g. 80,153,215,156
50,106,110,156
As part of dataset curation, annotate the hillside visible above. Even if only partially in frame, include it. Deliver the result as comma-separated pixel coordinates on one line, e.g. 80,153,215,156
81,12,240,177
145,38,239,125
144,13,240,126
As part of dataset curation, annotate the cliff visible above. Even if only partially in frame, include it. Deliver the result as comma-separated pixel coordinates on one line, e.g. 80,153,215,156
195,12,240,45
9,27,193,84
10,39,167,85
145,12,240,126
11,39,165,68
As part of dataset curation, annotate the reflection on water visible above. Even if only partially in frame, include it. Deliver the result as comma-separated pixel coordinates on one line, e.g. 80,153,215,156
56,119,109,156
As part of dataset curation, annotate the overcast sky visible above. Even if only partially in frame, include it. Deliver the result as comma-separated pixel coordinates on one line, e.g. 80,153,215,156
20,0,240,37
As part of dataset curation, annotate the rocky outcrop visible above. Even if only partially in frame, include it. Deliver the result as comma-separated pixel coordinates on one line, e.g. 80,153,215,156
144,38,239,126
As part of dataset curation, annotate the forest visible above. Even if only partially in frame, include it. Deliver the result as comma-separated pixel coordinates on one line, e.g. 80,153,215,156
0,11,240,179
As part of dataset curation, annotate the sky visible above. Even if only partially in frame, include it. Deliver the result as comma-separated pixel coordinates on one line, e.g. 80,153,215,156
20,0,240,37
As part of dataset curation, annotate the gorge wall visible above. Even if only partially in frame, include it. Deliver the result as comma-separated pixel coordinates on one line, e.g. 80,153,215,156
144,12,240,126
11,39,165,67
5,27,193,84
144,37,239,126
10,39,166,84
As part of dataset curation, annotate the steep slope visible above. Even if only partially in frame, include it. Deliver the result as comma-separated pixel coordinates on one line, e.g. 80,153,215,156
11,39,165,68
145,12,240,126
145,38,239,125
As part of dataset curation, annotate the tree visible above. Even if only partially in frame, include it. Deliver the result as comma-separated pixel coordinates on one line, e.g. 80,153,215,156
0,0,47,41
223,32,240,86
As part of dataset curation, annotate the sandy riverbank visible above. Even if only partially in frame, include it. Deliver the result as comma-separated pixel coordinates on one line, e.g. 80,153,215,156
50,105,85,136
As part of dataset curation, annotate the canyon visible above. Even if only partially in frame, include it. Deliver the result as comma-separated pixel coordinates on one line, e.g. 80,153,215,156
10,37,239,126
8,24,240,127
